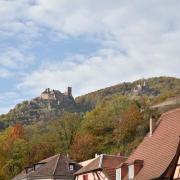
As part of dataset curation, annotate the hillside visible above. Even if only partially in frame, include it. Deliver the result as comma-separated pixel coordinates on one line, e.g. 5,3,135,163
76,76,180,111
0,76,180,179
0,77,180,130
0,87,79,129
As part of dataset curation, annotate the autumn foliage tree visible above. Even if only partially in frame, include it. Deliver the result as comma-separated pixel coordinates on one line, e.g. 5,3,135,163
0,123,28,179
0,94,160,179
70,133,97,161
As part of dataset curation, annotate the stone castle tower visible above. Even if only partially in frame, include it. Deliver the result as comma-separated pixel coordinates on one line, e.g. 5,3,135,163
64,87,72,97
41,87,72,100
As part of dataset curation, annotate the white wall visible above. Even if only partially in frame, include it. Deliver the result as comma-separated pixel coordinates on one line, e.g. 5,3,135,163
173,156,180,179
75,171,109,180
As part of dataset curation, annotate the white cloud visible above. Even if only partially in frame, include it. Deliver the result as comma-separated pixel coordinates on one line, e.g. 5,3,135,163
0,91,19,102
0,0,40,40
17,46,180,96
0,0,180,97
0,48,35,69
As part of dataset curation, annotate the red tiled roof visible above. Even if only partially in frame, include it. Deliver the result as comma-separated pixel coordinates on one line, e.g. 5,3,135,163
75,154,126,180
122,108,180,180
103,155,127,180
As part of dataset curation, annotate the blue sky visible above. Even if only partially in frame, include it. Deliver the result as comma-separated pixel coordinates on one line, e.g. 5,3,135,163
0,0,180,114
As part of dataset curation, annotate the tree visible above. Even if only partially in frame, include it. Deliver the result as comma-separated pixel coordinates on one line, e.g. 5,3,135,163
70,133,97,161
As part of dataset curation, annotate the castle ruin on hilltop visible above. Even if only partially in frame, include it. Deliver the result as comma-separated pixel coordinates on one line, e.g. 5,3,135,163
132,80,159,96
133,81,147,96
41,87,72,100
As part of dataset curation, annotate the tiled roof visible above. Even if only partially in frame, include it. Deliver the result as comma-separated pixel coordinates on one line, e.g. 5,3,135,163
79,157,96,166
121,108,180,180
103,155,127,180
75,156,101,175
12,154,81,180
75,154,126,180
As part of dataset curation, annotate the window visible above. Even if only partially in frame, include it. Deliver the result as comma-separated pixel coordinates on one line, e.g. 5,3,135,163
25,166,33,174
174,156,180,179
128,165,134,179
116,168,121,180
83,175,88,180
34,163,45,170
69,164,74,171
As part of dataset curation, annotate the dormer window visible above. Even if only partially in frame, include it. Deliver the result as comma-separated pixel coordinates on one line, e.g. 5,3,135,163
128,160,143,179
116,168,121,180
69,163,75,171
34,163,45,170
116,163,128,180
25,166,33,174
128,165,134,179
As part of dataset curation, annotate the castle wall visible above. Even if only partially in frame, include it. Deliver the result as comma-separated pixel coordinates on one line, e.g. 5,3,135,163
41,93,56,100
41,93,50,100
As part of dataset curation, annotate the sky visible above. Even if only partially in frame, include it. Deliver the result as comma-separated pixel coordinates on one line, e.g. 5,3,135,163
0,0,180,114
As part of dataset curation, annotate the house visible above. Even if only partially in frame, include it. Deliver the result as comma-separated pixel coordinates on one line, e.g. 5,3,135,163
12,154,82,180
74,154,127,180
116,108,180,180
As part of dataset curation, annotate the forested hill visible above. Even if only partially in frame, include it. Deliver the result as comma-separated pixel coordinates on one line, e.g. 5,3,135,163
0,76,180,179
0,88,79,129
76,76,180,111
0,77,180,130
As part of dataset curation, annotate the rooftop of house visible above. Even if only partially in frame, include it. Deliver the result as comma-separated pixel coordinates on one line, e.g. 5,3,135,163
12,154,82,180
118,108,180,180
75,154,127,180
79,157,97,167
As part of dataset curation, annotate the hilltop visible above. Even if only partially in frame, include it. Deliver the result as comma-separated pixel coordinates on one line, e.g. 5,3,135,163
0,87,79,129
0,76,180,130
76,76,180,111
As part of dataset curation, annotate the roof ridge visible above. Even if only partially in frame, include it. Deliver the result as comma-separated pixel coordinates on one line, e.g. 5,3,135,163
102,154,128,158
39,154,59,163
53,154,61,175
147,108,180,137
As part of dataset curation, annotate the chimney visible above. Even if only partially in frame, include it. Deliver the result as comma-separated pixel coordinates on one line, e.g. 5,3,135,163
67,87,72,96
149,116,155,137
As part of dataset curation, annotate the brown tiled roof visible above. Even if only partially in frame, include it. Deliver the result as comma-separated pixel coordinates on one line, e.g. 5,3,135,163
74,156,101,175
121,108,180,180
75,154,126,180
12,154,81,180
